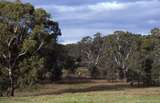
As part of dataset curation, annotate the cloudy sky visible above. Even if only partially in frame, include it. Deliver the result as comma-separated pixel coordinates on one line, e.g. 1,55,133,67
21,0,160,44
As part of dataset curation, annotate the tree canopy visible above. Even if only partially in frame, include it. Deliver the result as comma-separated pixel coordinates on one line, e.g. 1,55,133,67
0,1,61,96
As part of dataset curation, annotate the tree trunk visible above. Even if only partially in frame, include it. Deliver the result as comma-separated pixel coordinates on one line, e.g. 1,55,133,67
123,70,127,81
122,66,128,82
8,69,14,96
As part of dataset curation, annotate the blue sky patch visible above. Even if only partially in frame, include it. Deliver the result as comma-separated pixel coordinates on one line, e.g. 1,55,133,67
21,0,160,44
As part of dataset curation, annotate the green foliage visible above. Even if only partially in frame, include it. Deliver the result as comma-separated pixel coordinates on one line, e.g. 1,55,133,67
35,8,50,24
0,1,61,96
75,30,160,85
22,39,37,53
17,56,44,87
78,33,104,78
64,56,78,73
0,2,34,21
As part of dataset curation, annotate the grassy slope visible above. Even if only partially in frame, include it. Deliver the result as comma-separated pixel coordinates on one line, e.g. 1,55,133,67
0,80,160,103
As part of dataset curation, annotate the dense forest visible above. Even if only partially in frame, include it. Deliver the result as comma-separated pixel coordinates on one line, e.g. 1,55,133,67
0,1,160,97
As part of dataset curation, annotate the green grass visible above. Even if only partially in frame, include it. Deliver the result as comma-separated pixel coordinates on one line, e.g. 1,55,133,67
0,80,160,103
0,91,160,103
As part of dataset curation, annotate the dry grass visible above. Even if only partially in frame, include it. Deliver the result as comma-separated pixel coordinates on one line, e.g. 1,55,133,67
14,79,160,97
1,88,160,103
0,79,160,103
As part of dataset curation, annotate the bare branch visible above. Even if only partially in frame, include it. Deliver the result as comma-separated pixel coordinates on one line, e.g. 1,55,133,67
95,54,100,65
33,41,44,54
2,54,7,59
12,51,27,69
8,37,16,48
18,51,27,57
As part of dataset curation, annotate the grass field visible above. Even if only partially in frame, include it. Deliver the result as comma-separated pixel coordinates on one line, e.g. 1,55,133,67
0,80,160,103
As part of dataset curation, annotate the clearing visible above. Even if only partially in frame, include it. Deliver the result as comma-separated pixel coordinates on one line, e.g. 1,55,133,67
0,79,160,103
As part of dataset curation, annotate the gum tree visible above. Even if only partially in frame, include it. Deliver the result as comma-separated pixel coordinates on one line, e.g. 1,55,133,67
0,2,61,96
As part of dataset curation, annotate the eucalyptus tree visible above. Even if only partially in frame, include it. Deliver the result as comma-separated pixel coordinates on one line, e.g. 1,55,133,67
79,33,105,78
148,28,160,85
0,2,61,96
103,31,140,80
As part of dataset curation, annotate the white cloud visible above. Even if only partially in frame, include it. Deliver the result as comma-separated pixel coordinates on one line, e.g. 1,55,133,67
88,1,127,11
37,1,127,13
36,0,160,44
59,40,78,45
36,1,128,21
37,0,160,13
37,0,160,21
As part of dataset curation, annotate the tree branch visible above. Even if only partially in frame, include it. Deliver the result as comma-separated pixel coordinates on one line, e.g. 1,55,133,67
8,37,16,48
33,41,44,54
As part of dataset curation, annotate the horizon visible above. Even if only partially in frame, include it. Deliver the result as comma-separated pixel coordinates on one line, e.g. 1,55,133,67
17,0,160,44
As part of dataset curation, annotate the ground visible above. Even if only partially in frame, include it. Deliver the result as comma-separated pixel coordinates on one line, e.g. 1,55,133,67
0,79,160,103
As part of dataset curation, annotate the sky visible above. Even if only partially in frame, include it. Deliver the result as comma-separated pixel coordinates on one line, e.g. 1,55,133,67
18,0,160,44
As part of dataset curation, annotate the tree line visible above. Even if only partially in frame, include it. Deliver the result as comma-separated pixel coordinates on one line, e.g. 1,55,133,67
66,30,160,86
0,1,160,97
